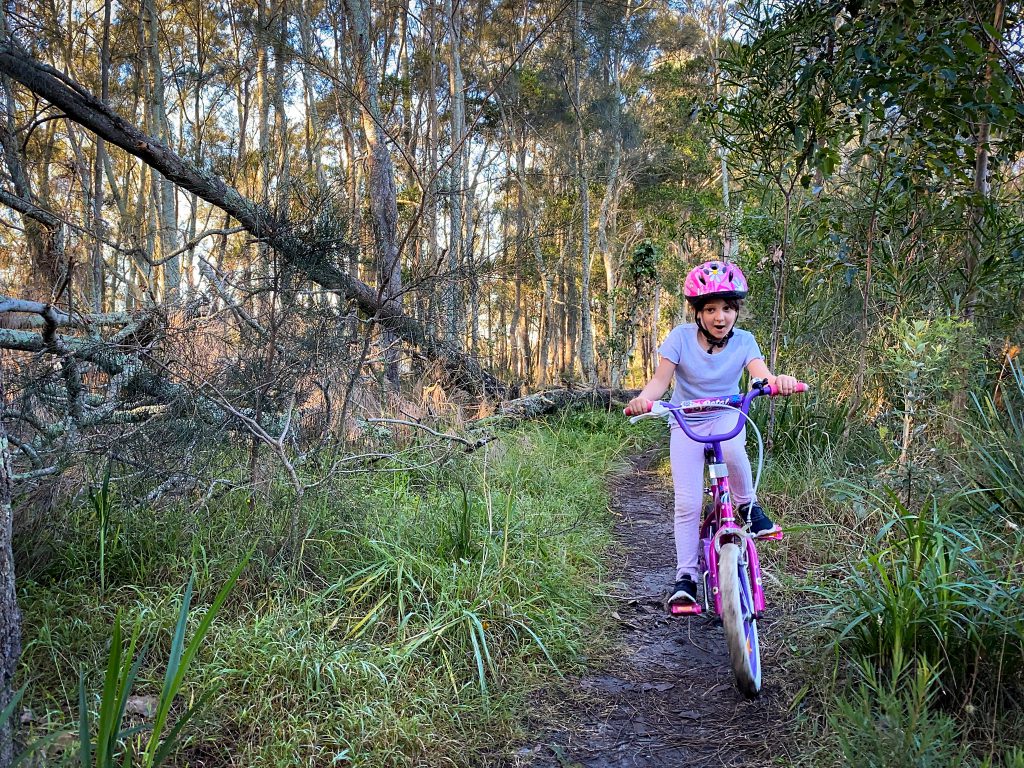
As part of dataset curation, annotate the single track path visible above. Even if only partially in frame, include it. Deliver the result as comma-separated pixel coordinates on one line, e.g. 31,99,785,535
507,451,799,768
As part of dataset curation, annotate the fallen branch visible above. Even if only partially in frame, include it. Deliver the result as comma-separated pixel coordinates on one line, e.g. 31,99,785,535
0,40,510,399
0,295,129,330
495,388,639,421
366,417,497,452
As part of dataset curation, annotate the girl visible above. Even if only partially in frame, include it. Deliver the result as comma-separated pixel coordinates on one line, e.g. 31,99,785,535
625,261,799,610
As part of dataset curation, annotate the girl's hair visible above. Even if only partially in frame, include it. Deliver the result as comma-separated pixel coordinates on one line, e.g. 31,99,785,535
692,296,743,313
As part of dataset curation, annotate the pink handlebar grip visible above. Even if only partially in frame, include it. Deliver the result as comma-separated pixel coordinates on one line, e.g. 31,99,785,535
623,400,654,417
764,381,809,396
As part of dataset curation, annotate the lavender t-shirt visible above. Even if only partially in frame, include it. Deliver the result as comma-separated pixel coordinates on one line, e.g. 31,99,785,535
658,324,764,411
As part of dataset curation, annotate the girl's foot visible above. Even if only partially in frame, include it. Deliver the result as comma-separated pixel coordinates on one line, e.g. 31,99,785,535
668,576,698,607
738,503,783,539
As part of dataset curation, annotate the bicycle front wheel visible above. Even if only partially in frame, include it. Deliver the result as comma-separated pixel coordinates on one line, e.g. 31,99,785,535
718,542,762,698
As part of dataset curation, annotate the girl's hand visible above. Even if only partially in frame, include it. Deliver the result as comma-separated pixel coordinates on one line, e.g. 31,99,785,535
624,397,652,417
773,374,799,395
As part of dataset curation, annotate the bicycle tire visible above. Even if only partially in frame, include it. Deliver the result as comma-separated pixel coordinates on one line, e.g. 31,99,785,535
718,542,762,698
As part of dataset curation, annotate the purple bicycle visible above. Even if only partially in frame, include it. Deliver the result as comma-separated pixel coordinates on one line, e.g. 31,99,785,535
628,379,807,697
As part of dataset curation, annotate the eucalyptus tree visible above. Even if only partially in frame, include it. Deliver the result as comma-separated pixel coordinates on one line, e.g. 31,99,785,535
570,0,597,383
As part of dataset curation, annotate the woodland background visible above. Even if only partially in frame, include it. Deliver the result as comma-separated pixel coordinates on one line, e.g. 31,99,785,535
0,0,1023,765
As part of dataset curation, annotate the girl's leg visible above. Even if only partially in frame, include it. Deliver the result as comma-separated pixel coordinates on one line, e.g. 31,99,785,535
717,414,780,535
669,423,707,581
717,416,754,507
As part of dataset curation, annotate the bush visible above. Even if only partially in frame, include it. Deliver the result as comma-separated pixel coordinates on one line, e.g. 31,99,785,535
829,659,968,768
822,494,1024,704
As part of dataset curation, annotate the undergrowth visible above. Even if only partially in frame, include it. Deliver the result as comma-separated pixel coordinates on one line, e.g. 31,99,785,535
15,409,639,766
759,363,1024,768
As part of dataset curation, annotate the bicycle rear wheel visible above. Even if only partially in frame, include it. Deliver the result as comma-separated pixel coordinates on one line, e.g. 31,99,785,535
718,542,762,698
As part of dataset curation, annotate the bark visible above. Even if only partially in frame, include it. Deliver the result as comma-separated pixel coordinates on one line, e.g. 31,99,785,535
0,351,18,768
0,42,508,397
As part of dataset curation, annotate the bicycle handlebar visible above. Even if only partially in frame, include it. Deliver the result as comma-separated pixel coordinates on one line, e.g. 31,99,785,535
627,381,808,443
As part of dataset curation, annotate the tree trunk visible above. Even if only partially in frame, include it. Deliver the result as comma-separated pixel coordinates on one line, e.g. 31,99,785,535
0,78,63,295
344,0,402,385
598,136,621,385
444,0,466,347
425,5,441,334
145,0,180,300
299,0,324,184
964,0,1005,320
572,0,595,384
766,192,791,442
648,281,661,380
598,43,624,387
0,352,21,767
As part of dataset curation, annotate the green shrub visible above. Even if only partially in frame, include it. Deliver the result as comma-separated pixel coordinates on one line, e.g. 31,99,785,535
829,659,968,768
822,494,1024,703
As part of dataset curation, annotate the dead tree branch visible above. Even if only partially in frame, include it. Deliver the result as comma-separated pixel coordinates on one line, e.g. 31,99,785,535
0,40,510,398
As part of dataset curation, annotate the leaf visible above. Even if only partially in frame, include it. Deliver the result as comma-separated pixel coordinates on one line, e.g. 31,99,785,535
962,35,984,56
143,553,251,766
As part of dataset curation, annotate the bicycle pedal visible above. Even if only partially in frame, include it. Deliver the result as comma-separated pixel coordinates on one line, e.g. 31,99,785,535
759,530,784,541
669,602,702,616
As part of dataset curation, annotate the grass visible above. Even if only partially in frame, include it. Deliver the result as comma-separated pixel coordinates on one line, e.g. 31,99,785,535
15,409,642,766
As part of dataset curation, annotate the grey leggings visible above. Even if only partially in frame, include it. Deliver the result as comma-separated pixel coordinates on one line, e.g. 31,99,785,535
669,413,755,580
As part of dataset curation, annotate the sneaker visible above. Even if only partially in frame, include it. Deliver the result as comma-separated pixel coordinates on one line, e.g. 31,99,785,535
668,576,698,607
737,503,782,539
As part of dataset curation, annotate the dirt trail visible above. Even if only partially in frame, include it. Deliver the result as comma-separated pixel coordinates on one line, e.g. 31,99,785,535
508,452,797,768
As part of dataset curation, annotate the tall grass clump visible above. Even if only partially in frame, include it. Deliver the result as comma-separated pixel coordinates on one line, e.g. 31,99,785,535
826,496,1024,696
822,492,1024,722
829,658,968,768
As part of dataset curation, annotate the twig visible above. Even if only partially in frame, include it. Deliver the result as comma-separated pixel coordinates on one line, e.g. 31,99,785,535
366,417,497,452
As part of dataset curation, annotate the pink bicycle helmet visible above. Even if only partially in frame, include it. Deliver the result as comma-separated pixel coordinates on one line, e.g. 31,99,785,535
683,260,748,305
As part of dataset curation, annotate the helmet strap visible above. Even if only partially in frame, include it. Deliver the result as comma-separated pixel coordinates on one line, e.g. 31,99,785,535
696,316,733,353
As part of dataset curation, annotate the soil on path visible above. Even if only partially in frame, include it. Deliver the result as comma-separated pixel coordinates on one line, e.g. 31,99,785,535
507,452,799,768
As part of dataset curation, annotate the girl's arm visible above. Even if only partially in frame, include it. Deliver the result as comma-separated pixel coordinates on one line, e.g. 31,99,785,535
625,357,677,415
747,358,799,395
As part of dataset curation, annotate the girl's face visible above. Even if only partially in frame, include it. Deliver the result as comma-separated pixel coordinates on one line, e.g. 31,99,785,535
699,299,737,340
